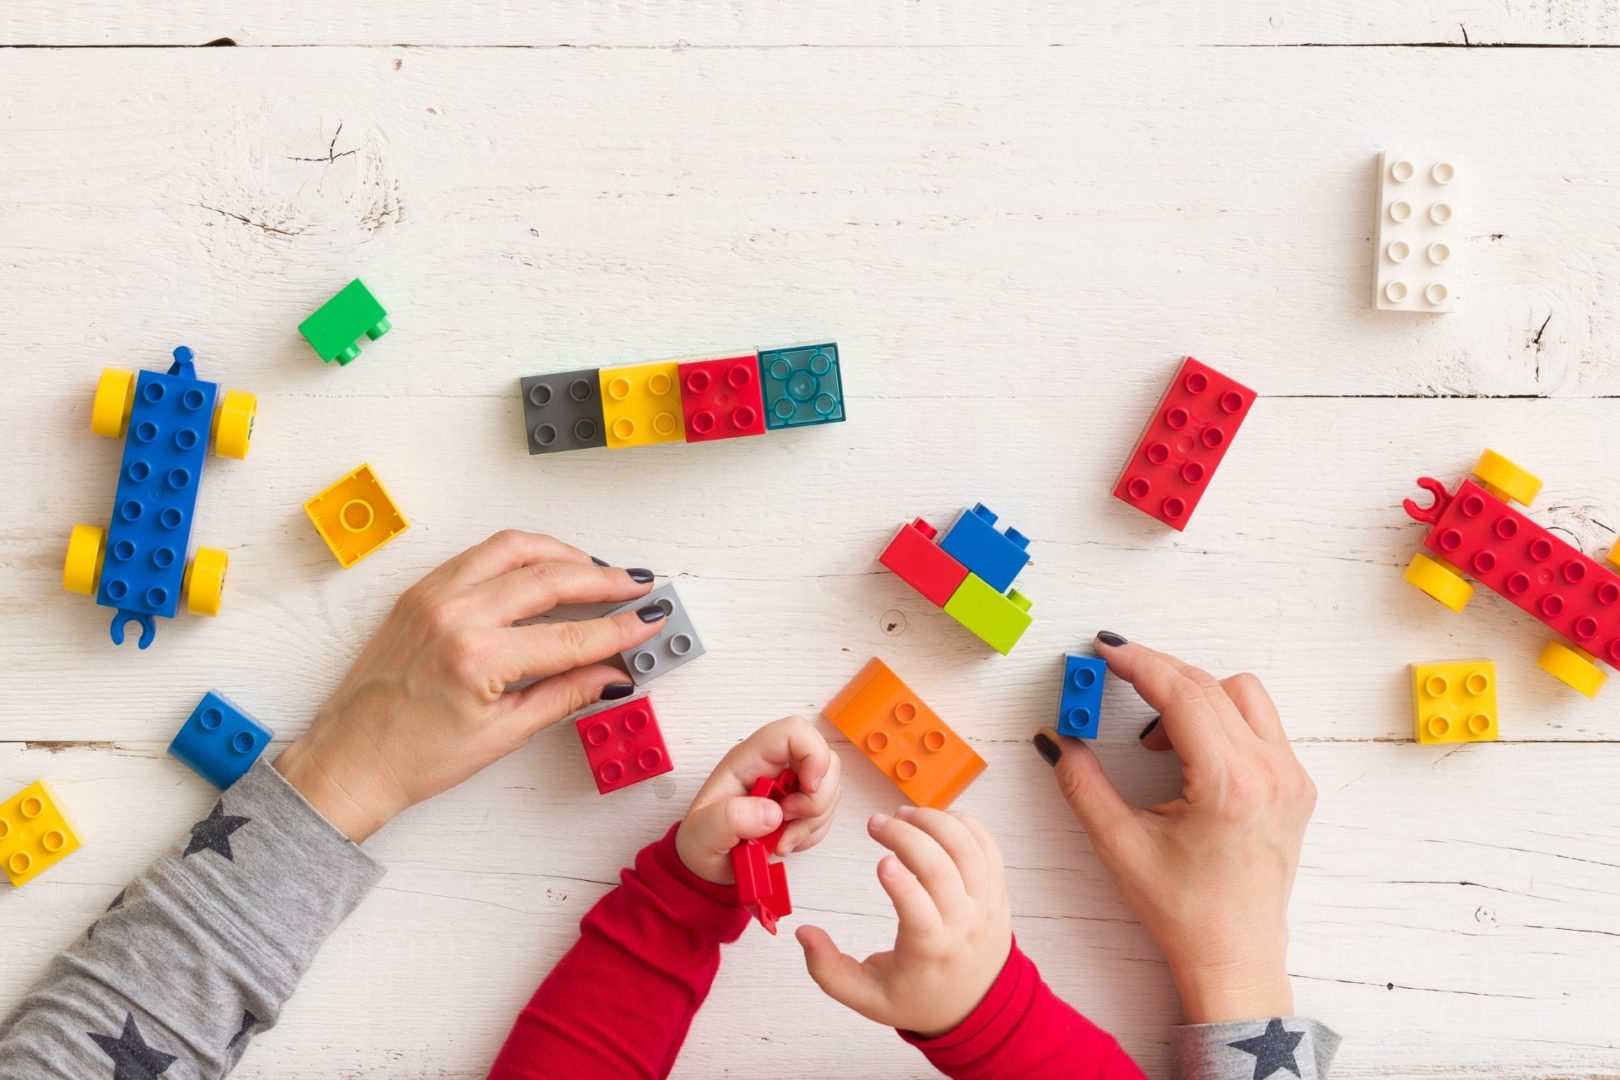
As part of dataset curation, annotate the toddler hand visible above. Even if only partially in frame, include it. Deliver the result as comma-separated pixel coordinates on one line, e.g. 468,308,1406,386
675,716,842,884
797,807,1011,1039
275,531,663,842
1039,634,1316,1024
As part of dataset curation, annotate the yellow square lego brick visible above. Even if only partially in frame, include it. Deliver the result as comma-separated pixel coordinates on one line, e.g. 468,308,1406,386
0,780,82,887
1411,660,1499,744
304,463,410,569
599,361,685,448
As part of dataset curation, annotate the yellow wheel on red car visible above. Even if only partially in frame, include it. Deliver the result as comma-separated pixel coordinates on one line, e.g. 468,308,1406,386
63,524,106,595
1404,552,1473,612
211,389,256,459
91,369,136,438
1472,449,1541,507
1538,641,1606,699
184,547,229,616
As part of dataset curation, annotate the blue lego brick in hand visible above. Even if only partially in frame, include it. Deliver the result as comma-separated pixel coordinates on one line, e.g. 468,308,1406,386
608,583,705,685
169,690,273,789
1057,654,1106,739
758,343,844,429
937,504,1031,593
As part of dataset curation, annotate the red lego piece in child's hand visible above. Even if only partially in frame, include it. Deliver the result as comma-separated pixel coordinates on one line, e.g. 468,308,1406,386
1113,357,1255,531
575,697,673,794
731,768,798,932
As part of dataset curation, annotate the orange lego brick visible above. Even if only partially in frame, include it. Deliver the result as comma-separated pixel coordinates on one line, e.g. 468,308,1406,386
822,658,985,810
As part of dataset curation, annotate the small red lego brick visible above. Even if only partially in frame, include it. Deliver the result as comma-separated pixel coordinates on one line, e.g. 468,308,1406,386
878,517,970,607
730,767,798,933
1113,357,1256,531
575,697,673,794
677,355,767,442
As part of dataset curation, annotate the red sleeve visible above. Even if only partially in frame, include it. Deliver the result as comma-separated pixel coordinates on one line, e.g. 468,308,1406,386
487,822,750,1080
902,940,1149,1080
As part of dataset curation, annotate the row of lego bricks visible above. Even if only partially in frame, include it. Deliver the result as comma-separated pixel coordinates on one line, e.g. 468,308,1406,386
879,504,1035,654
518,343,844,455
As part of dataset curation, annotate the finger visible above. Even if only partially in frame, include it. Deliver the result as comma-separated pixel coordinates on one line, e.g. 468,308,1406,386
778,757,842,854
493,605,666,684
1220,672,1290,748
1139,715,1174,752
893,805,988,901
953,812,1007,899
870,811,969,921
442,530,594,588
682,795,785,864
796,926,889,1022
691,717,835,812
1094,635,1234,770
507,663,636,739
784,807,838,856
876,851,942,935
467,559,653,626
1044,729,1145,855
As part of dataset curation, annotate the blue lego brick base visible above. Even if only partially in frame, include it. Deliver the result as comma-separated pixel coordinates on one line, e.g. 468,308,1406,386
938,504,1031,594
169,690,273,789
758,343,844,429
98,347,217,648
1057,654,1106,739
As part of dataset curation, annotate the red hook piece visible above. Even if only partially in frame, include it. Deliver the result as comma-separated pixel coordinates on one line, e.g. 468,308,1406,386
1403,477,1452,525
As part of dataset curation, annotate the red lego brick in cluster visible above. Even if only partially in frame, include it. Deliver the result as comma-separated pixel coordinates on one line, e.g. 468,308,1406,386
676,356,767,442
878,517,970,607
1113,357,1256,530
730,768,798,933
575,698,673,795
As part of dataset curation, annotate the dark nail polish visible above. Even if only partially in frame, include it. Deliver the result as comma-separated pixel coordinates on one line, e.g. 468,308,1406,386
601,682,635,700
591,556,610,567
1032,732,1061,767
636,603,668,624
1096,631,1128,647
627,568,655,584
1139,716,1161,740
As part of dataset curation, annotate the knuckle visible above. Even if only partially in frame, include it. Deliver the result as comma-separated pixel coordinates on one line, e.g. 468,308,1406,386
443,629,490,683
1227,671,1263,694
551,618,593,659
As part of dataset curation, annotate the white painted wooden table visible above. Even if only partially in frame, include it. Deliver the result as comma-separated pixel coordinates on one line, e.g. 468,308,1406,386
3,5,1619,1076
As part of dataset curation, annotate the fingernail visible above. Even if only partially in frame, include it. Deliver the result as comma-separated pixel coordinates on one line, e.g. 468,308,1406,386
635,603,667,624
870,812,890,830
1096,630,1128,647
1138,716,1160,740
601,682,635,701
1032,730,1061,767
762,802,783,827
626,568,655,584
591,556,611,567
894,804,915,819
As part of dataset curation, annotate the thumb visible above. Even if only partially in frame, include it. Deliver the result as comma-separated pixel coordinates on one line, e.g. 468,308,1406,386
795,925,886,1021
684,795,783,863
1042,729,1140,848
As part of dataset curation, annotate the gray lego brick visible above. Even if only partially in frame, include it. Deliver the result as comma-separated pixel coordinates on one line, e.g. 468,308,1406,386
609,582,705,685
519,368,607,454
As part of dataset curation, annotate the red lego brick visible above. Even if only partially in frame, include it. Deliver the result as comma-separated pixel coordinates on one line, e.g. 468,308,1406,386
677,355,767,442
1113,357,1256,531
730,767,798,933
1408,477,1620,669
575,697,673,794
878,518,971,607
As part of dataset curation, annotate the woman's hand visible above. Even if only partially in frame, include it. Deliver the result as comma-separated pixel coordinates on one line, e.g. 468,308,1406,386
1035,633,1316,1024
674,716,842,884
275,530,665,843
797,807,1012,1039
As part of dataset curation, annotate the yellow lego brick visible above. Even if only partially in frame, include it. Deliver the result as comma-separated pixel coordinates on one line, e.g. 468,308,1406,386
0,780,82,887
599,361,685,449
304,463,410,569
1411,660,1499,744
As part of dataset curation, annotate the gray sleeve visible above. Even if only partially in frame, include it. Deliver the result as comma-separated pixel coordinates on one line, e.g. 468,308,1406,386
1172,1016,1342,1079
0,759,385,1079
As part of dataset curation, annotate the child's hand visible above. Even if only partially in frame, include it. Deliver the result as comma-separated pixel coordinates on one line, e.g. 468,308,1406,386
796,807,1012,1039
275,531,663,843
1037,634,1316,1024
675,717,842,884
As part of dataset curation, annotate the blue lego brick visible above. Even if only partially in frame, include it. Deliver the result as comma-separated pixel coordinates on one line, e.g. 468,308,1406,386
169,690,273,789
97,348,216,643
937,504,1031,593
758,342,844,429
1057,654,1106,739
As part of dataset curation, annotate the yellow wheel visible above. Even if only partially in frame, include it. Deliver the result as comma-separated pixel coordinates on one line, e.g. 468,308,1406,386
210,389,256,459
1610,537,1620,570
1472,449,1541,507
63,524,106,595
90,369,136,438
1538,640,1607,698
184,547,229,616
1404,552,1473,612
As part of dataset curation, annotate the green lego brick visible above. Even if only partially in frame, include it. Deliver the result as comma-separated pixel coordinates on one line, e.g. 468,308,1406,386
298,279,390,366
943,573,1032,655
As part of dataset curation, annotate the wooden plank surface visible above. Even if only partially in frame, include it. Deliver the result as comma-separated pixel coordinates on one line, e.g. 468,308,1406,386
1,32,1618,1080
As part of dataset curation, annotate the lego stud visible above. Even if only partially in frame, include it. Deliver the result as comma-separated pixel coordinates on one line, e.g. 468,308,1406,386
166,467,191,490
809,351,833,376
1424,674,1449,698
607,376,632,401
636,747,665,771
1181,461,1207,485
632,650,658,675
145,586,168,607
529,383,553,407
568,378,593,402
1126,477,1151,499
232,731,257,753
1432,162,1456,184
652,411,679,436
648,372,674,396
669,633,693,657
1464,671,1489,696
1562,560,1587,584
1067,705,1093,728
1428,202,1453,225
1506,572,1530,596
690,412,716,435
573,418,600,441
152,547,175,569
21,795,43,818
613,418,637,440
1384,281,1409,303
1387,240,1410,263
584,720,611,746
1597,582,1619,606
1494,517,1519,540
1165,407,1190,430
1219,391,1246,414
1472,551,1496,574
922,729,946,751
1575,616,1599,640
1201,426,1226,450
340,498,376,534
1163,497,1187,519
686,370,712,394
135,421,158,443
1146,442,1171,465
112,540,136,562
624,707,650,734
533,423,558,447
866,731,890,752
1466,713,1491,736
9,852,31,875
1070,666,1097,691
727,366,752,389
1390,159,1415,183
1183,371,1209,395
1437,528,1464,552
1388,200,1413,224
142,381,166,405
1424,715,1450,738
0,817,7,840
1541,595,1565,618
911,517,937,540
107,579,129,600
895,758,919,781
127,461,151,482
120,500,143,523
894,701,917,725
732,406,758,428
787,371,819,402
599,761,624,784
1427,242,1451,265
1424,283,1449,306
1529,538,1553,562
182,388,206,411
1609,639,1620,664
42,829,67,853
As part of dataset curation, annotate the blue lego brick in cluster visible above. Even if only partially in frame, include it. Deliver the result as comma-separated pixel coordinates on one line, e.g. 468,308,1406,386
169,690,273,789
1057,654,1106,739
937,504,1031,593
98,347,216,647
758,343,844,429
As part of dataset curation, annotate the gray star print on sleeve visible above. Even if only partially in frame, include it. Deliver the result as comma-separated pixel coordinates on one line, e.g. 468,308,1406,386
1173,1016,1342,1080
0,760,385,1079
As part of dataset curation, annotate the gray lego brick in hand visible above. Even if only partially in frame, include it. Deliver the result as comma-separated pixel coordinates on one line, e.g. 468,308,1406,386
519,368,607,454
609,582,705,685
